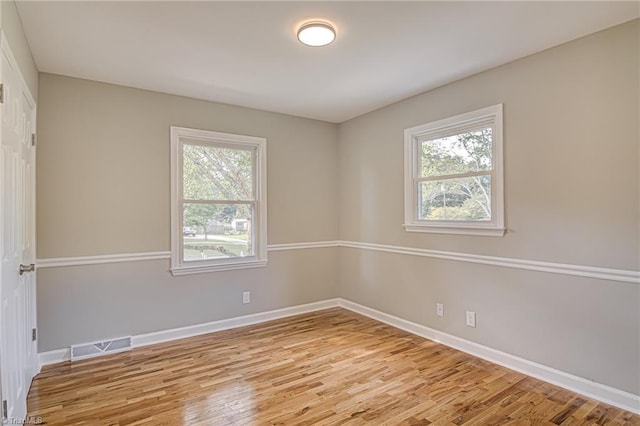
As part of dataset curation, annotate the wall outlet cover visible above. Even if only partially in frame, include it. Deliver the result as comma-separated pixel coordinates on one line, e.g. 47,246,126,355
466,311,476,328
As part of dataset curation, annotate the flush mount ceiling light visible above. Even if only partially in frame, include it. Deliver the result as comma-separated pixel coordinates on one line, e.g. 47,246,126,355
297,21,336,47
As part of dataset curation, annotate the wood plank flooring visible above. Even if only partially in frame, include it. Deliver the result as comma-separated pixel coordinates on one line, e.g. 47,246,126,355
28,308,640,425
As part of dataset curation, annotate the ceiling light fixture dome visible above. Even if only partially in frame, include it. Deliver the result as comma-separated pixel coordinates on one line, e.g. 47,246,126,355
297,21,336,47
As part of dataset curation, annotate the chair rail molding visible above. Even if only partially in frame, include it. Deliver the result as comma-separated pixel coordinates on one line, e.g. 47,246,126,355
339,241,639,284
35,240,639,284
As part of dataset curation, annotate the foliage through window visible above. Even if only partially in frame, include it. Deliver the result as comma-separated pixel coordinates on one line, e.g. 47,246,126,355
171,127,267,275
404,105,504,236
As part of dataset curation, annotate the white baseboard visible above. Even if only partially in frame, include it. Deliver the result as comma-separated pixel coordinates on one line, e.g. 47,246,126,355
132,299,340,347
39,299,340,365
337,299,640,414
38,348,71,366
37,297,639,414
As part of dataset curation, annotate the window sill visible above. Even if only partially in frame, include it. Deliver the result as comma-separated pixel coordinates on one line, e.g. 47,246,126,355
403,224,506,237
170,259,268,276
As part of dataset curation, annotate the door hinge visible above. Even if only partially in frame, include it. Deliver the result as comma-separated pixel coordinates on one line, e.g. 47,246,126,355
2,399,7,420
31,133,36,147
0,83,4,104
32,328,37,341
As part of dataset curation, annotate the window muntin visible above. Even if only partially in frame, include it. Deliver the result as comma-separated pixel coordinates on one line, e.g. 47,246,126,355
171,127,267,275
404,104,504,236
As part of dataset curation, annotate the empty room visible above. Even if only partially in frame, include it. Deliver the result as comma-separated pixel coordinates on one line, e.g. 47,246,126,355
0,0,638,424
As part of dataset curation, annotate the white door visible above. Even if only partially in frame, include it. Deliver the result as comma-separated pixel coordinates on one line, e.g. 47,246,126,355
0,34,37,423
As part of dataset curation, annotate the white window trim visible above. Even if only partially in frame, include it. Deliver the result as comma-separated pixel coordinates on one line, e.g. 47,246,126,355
403,104,505,237
170,126,267,275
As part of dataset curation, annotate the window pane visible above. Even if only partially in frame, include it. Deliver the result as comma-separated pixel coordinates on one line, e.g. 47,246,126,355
183,143,253,201
420,128,492,177
419,175,491,221
183,203,254,262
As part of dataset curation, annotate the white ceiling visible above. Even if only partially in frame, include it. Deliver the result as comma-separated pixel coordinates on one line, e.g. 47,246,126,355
16,1,639,123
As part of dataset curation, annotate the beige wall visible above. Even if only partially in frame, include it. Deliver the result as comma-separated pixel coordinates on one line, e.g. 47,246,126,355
339,21,638,270
37,249,337,351
37,74,338,257
337,20,639,394
36,74,339,350
1,0,38,98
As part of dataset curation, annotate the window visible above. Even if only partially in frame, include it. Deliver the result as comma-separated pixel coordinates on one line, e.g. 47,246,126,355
403,104,504,236
170,127,267,275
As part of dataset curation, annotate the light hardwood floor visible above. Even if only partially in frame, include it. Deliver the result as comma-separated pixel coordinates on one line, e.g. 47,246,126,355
28,308,639,425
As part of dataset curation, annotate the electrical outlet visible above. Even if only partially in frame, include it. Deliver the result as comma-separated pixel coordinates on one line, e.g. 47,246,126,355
243,291,251,304
436,303,444,317
465,311,476,328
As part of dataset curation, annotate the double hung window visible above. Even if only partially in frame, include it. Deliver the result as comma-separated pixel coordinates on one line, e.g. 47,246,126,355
404,104,504,236
170,127,267,275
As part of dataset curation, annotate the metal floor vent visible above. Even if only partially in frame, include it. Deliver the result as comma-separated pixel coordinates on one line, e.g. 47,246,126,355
71,336,132,361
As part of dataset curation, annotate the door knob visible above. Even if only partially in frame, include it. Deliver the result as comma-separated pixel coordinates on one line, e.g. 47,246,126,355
19,263,35,275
